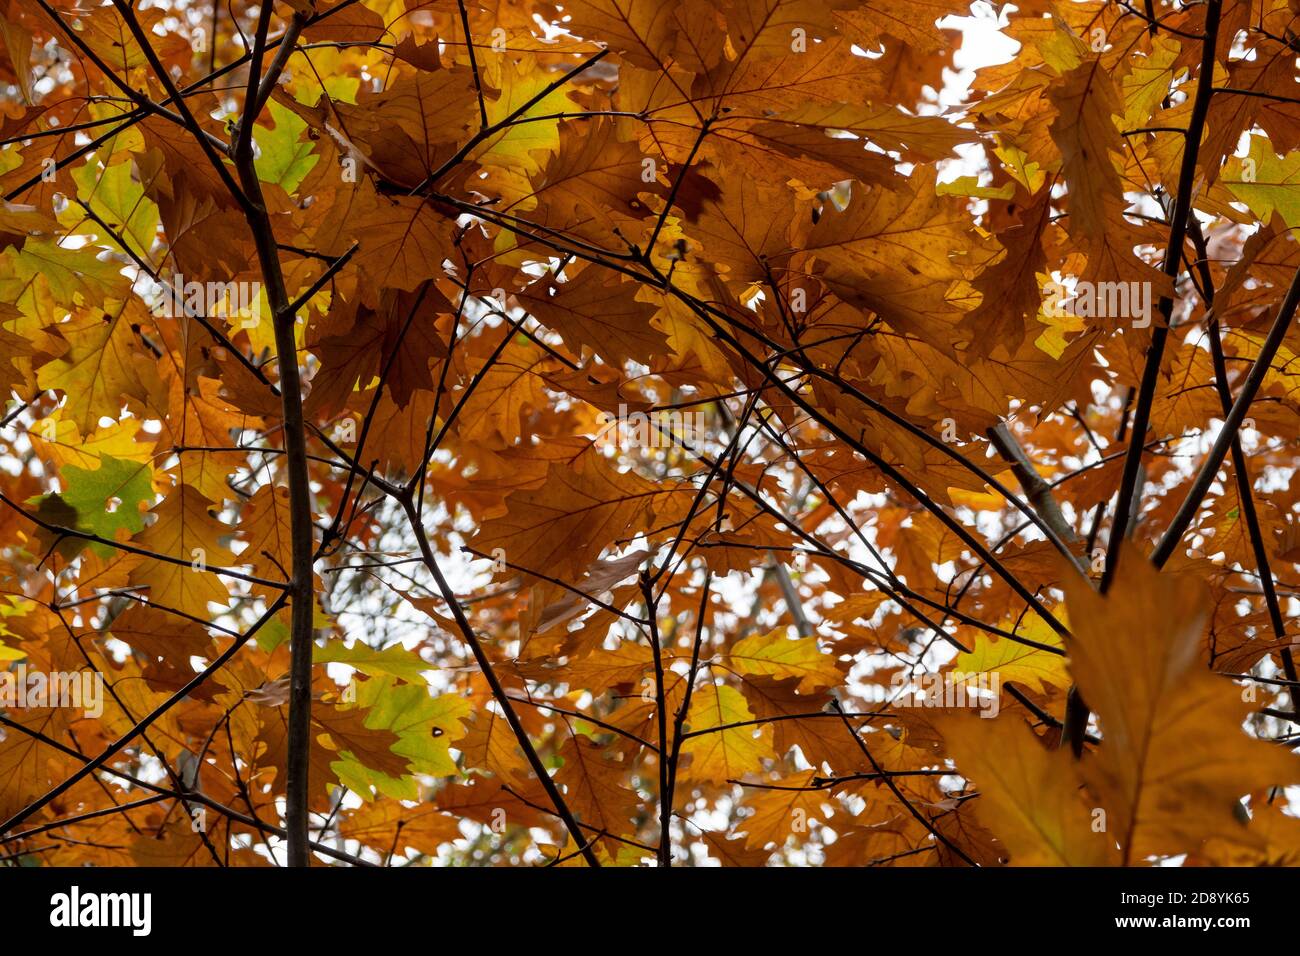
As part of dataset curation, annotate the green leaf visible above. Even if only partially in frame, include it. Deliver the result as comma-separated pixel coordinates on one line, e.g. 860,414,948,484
5,238,127,307
332,676,471,800
1224,134,1300,229
68,159,160,257
63,454,152,539
255,616,290,654
30,454,152,556
254,100,319,192
315,640,431,684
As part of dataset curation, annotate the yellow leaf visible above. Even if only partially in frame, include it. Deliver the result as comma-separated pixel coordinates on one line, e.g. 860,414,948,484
955,610,1070,695
730,629,843,693
130,486,236,616
938,715,1117,866
680,684,773,784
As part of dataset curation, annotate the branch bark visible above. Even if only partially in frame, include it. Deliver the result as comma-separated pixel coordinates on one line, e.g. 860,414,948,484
227,9,317,867
1102,0,1222,590
398,494,602,867
1153,263,1300,567
1185,217,1299,699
